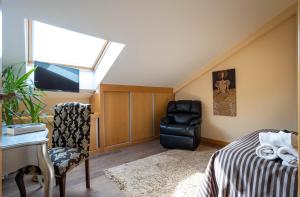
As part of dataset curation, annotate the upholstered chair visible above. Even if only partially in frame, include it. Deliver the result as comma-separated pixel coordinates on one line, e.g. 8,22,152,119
51,102,91,197
15,102,91,197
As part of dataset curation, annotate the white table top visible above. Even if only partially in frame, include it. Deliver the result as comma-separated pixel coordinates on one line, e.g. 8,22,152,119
0,127,48,150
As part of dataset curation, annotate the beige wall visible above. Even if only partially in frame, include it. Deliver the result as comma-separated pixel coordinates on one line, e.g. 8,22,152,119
40,91,91,114
176,15,297,142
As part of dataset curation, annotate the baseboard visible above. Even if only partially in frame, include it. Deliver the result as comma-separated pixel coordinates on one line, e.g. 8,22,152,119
200,137,229,147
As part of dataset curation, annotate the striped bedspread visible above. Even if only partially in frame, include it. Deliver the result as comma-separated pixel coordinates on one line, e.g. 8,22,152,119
199,129,298,197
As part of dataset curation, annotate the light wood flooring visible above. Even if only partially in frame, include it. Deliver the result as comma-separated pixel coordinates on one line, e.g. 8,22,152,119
3,140,218,197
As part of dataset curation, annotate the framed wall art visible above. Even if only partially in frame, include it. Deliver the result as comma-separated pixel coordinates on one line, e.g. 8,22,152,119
212,68,236,116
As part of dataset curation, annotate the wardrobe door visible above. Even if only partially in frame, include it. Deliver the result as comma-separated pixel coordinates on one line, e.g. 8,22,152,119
104,92,130,147
131,92,154,143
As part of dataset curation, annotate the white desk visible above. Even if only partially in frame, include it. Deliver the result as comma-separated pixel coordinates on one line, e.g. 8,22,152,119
1,127,55,197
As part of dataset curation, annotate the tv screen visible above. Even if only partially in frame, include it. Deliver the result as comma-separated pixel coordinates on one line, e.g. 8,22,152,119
34,61,80,92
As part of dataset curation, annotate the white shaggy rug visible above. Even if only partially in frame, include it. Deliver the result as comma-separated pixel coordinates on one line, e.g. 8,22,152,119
105,149,216,197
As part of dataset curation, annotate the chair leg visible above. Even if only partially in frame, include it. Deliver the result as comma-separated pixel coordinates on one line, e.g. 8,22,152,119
15,169,26,197
57,175,66,197
85,159,90,188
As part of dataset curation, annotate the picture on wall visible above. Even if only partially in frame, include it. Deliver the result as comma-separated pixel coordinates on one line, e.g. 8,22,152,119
212,68,236,116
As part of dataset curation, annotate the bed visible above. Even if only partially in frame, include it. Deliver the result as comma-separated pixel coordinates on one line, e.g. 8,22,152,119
199,129,298,197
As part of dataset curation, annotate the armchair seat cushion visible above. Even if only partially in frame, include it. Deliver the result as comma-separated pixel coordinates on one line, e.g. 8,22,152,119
160,124,197,137
48,147,88,176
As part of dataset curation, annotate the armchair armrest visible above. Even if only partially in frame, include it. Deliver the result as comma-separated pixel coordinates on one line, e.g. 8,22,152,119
160,116,172,125
189,118,201,126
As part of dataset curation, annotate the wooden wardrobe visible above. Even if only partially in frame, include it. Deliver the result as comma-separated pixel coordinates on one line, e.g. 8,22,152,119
93,84,174,152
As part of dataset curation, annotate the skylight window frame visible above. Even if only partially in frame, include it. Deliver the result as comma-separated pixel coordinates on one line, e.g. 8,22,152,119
25,19,109,70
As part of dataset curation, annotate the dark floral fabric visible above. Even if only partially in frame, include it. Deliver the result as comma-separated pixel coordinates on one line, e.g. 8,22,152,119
52,102,91,153
49,147,88,176
20,102,91,177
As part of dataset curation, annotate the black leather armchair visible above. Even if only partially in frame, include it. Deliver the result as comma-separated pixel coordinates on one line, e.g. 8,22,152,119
160,100,201,150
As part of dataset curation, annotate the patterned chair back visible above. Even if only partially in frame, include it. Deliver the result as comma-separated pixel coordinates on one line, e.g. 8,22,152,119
52,102,91,152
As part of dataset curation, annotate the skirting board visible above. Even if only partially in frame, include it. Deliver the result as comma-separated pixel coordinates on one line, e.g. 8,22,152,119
200,137,229,147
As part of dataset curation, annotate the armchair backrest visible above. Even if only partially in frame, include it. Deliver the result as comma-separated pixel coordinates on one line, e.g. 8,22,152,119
167,100,201,125
52,102,91,152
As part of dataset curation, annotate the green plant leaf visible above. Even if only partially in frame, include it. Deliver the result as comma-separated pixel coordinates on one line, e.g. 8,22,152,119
2,64,46,124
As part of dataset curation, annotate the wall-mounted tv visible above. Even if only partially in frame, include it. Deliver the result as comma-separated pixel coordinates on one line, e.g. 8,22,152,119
34,61,80,92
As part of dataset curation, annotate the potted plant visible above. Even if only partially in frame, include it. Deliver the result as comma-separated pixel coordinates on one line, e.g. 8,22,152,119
2,64,46,125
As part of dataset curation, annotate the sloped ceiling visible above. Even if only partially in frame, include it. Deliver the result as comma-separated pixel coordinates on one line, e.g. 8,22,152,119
3,0,296,88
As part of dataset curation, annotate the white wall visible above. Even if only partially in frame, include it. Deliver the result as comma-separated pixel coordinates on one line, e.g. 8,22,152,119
176,16,297,142
2,0,296,87
94,42,124,88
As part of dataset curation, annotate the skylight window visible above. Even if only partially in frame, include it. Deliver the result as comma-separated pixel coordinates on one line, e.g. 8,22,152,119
94,42,125,86
26,19,125,90
30,20,108,69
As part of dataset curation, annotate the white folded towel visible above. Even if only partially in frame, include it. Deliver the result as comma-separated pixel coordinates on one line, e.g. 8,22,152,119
259,131,298,149
256,144,279,160
277,147,298,167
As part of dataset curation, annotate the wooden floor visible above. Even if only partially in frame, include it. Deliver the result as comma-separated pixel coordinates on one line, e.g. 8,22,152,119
3,140,218,197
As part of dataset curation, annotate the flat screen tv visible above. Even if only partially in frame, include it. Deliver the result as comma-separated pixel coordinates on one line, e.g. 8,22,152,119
34,61,80,92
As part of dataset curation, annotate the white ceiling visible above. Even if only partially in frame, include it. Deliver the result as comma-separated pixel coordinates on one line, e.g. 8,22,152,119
3,0,296,88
